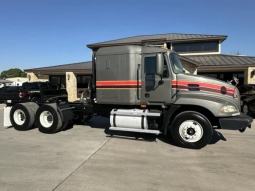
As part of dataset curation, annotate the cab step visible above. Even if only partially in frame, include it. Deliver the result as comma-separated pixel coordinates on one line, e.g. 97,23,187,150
109,127,160,134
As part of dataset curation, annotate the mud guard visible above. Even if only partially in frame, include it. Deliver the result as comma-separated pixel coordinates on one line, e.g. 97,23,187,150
162,105,180,135
57,104,74,122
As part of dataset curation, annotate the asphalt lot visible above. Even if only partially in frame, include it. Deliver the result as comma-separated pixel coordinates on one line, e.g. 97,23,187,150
0,103,255,191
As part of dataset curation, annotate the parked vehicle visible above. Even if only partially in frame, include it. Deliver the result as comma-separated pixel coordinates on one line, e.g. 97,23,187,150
10,81,24,86
238,84,255,116
1,82,67,105
0,86,22,104
3,45,253,149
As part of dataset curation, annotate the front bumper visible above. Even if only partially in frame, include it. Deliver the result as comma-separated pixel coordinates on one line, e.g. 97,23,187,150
219,113,253,130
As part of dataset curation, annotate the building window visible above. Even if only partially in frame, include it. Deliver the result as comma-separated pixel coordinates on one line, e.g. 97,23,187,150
188,43,202,52
49,75,66,88
200,73,218,79
203,42,218,51
173,44,187,52
77,75,91,88
199,72,244,85
173,41,218,53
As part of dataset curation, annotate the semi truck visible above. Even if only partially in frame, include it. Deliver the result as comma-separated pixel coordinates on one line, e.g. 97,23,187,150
3,45,253,149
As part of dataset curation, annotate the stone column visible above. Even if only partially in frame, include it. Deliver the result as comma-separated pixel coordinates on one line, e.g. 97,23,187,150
247,67,255,84
27,72,39,82
66,72,78,102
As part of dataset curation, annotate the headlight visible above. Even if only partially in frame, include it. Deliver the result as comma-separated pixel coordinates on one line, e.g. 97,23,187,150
221,105,237,113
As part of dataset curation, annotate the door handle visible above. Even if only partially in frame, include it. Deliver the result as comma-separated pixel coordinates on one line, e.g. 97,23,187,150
145,93,150,98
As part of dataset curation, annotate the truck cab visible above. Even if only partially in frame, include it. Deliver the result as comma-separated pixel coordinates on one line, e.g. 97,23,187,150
89,45,252,149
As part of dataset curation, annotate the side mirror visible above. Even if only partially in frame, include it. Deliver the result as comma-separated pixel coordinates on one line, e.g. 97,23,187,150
156,53,164,76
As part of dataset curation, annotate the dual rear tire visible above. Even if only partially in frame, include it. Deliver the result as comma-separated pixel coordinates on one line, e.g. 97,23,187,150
35,104,67,134
10,103,38,131
10,103,69,133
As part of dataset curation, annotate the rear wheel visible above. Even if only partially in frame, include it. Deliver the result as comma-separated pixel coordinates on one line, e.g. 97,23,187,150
60,121,69,131
10,103,35,131
35,104,63,134
31,97,40,103
27,102,39,114
171,111,213,149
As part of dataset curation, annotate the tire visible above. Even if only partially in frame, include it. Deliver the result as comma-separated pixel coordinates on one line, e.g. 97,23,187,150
242,104,250,116
171,111,213,149
27,102,39,127
60,121,69,131
84,114,93,122
31,97,40,103
10,103,35,131
35,104,63,134
27,102,39,113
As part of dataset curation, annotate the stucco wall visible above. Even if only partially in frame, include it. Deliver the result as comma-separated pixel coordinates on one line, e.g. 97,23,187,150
181,60,198,75
26,72,49,82
247,67,255,84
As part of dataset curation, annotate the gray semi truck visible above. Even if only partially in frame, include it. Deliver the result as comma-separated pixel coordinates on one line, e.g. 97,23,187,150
3,45,253,149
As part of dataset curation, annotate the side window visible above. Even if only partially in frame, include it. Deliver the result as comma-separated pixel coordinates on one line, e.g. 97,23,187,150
49,83,58,90
40,84,48,90
163,55,169,78
144,56,156,74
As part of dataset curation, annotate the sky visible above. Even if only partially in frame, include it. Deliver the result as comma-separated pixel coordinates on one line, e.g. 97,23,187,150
0,0,254,72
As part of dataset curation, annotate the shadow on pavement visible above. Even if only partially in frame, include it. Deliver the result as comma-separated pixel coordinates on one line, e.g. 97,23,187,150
105,129,158,142
209,129,227,145
79,116,227,146
157,134,179,147
86,116,157,142
87,116,110,129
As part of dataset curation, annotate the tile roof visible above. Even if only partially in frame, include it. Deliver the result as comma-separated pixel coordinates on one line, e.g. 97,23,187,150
87,33,227,49
24,61,92,72
24,55,255,73
179,56,201,66
186,54,255,66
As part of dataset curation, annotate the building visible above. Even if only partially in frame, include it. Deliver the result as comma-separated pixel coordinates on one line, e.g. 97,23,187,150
25,33,255,101
0,79,12,88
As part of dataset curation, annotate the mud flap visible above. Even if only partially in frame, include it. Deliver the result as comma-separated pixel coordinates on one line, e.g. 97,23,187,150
4,106,12,127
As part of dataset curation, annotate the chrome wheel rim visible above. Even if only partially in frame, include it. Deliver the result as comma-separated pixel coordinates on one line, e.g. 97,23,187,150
40,111,53,128
13,109,26,125
179,120,203,143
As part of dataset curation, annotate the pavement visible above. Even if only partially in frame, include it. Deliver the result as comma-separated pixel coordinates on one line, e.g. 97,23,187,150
0,103,255,191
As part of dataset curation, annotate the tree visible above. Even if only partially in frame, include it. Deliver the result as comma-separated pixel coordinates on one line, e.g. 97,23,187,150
0,68,27,79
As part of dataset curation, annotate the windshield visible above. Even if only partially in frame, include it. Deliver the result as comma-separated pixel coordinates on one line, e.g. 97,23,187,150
170,53,184,74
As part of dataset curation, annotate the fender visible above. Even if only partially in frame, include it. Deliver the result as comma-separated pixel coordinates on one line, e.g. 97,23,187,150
57,104,75,122
162,105,180,135
174,94,240,117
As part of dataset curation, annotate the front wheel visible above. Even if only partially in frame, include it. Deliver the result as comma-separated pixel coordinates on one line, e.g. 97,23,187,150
171,111,213,149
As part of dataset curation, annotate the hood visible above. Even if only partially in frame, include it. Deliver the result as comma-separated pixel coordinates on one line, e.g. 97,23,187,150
173,73,240,110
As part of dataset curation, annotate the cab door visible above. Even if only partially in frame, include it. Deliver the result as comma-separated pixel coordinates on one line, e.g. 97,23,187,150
140,54,172,104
